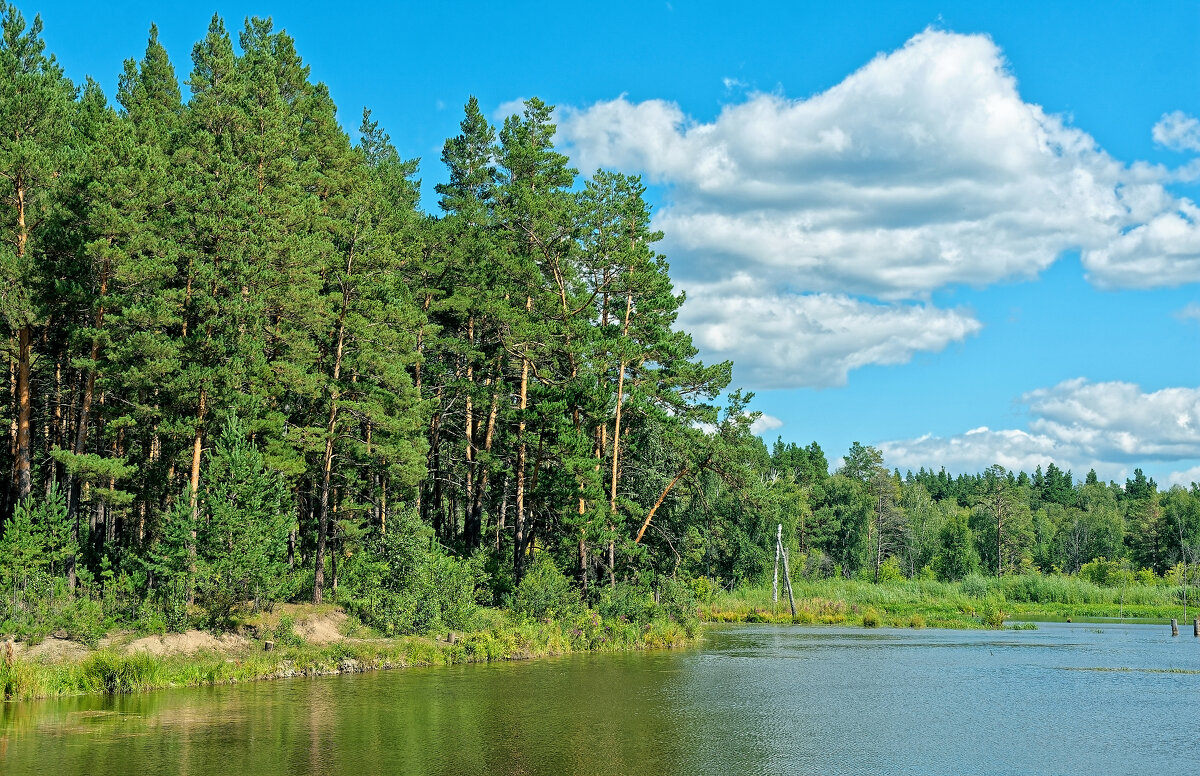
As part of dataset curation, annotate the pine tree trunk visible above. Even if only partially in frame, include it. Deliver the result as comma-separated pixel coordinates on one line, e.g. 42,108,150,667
470,370,501,546
13,181,31,501
315,264,351,605
514,296,531,581
464,317,477,548
610,290,633,514
14,324,31,501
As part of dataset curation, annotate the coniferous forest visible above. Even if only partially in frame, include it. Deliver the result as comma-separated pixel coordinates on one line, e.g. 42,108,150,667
2,6,1200,644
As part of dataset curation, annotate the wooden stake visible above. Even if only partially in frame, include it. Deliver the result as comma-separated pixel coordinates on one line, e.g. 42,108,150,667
773,524,781,604
781,547,796,618
1172,618,1179,637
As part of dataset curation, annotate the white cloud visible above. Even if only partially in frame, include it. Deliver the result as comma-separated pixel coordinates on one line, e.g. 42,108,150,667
750,413,784,435
879,379,1200,482
560,29,1185,299
1167,465,1200,488
1175,302,1200,323
493,97,529,122
1083,201,1200,289
1153,111,1200,153
558,29,1200,388
880,427,1075,478
680,274,981,388
1024,379,1200,460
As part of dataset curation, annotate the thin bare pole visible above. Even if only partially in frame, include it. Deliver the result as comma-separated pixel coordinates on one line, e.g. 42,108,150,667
781,546,797,618
773,523,782,604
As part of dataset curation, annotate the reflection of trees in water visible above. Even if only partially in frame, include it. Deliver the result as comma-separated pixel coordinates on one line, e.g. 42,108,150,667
0,654,764,776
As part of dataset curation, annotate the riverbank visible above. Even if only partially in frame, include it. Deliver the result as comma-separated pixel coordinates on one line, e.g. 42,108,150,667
701,575,1192,629
0,605,695,701
7,574,1192,701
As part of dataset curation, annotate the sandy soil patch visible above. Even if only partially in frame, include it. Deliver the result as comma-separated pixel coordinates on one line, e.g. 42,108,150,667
11,636,90,663
125,630,250,656
294,611,347,644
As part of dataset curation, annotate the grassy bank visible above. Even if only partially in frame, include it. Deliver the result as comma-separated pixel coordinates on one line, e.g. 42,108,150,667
701,574,1193,629
0,608,694,702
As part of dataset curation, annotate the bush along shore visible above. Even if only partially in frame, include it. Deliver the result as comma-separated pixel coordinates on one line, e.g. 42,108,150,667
1,559,700,702
1,610,696,703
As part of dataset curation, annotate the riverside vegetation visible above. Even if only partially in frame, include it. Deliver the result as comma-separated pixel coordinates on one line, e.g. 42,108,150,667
4,4,1200,700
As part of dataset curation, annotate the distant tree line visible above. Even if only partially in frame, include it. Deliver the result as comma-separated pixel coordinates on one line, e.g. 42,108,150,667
767,439,1199,585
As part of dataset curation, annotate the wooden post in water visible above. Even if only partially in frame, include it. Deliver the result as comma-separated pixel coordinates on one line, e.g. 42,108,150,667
1171,618,1179,636
773,524,782,604
1193,618,1198,637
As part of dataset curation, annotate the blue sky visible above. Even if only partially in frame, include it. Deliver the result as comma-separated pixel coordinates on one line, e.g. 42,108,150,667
24,0,1200,485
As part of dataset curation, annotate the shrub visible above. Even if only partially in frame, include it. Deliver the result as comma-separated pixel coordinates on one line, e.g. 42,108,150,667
597,582,655,625
512,557,582,622
980,600,1006,629
344,521,482,636
861,607,881,627
877,557,906,583
688,576,719,604
272,615,304,647
658,577,699,633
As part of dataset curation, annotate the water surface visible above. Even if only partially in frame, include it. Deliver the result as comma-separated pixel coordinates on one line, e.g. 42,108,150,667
4,623,1198,775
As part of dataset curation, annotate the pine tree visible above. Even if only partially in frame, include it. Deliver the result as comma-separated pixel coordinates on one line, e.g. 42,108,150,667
0,3,75,507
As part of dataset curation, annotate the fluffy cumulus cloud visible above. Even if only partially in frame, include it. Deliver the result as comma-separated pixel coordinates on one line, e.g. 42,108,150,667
1082,200,1200,289
680,274,980,388
879,379,1200,482
879,427,1069,477
1167,465,1200,488
1153,111,1200,153
1024,379,1200,460
558,29,1200,386
750,413,784,436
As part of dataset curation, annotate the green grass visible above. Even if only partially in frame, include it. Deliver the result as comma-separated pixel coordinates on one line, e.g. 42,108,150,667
701,574,1191,630
0,608,696,701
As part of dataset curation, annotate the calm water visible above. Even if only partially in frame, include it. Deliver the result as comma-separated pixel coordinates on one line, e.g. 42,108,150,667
4,623,1199,775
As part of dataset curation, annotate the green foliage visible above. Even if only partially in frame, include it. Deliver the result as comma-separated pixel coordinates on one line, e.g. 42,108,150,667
980,600,1006,629
512,557,583,622
1080,557,1135,588
597,582,655,624
343,511,481,635
934,511,979,581
194,417,292,624
688,575,720,604
272,615,304,648
80,650,164,694
876,556,906,583
3,6,1200,656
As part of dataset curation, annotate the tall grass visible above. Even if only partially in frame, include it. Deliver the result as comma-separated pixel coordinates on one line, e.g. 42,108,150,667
702,573,1187,629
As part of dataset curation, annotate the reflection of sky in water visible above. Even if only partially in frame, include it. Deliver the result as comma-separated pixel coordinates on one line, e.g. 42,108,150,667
3,623,1197,776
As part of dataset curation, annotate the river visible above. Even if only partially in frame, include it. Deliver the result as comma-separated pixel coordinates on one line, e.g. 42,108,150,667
3,622,1198,775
